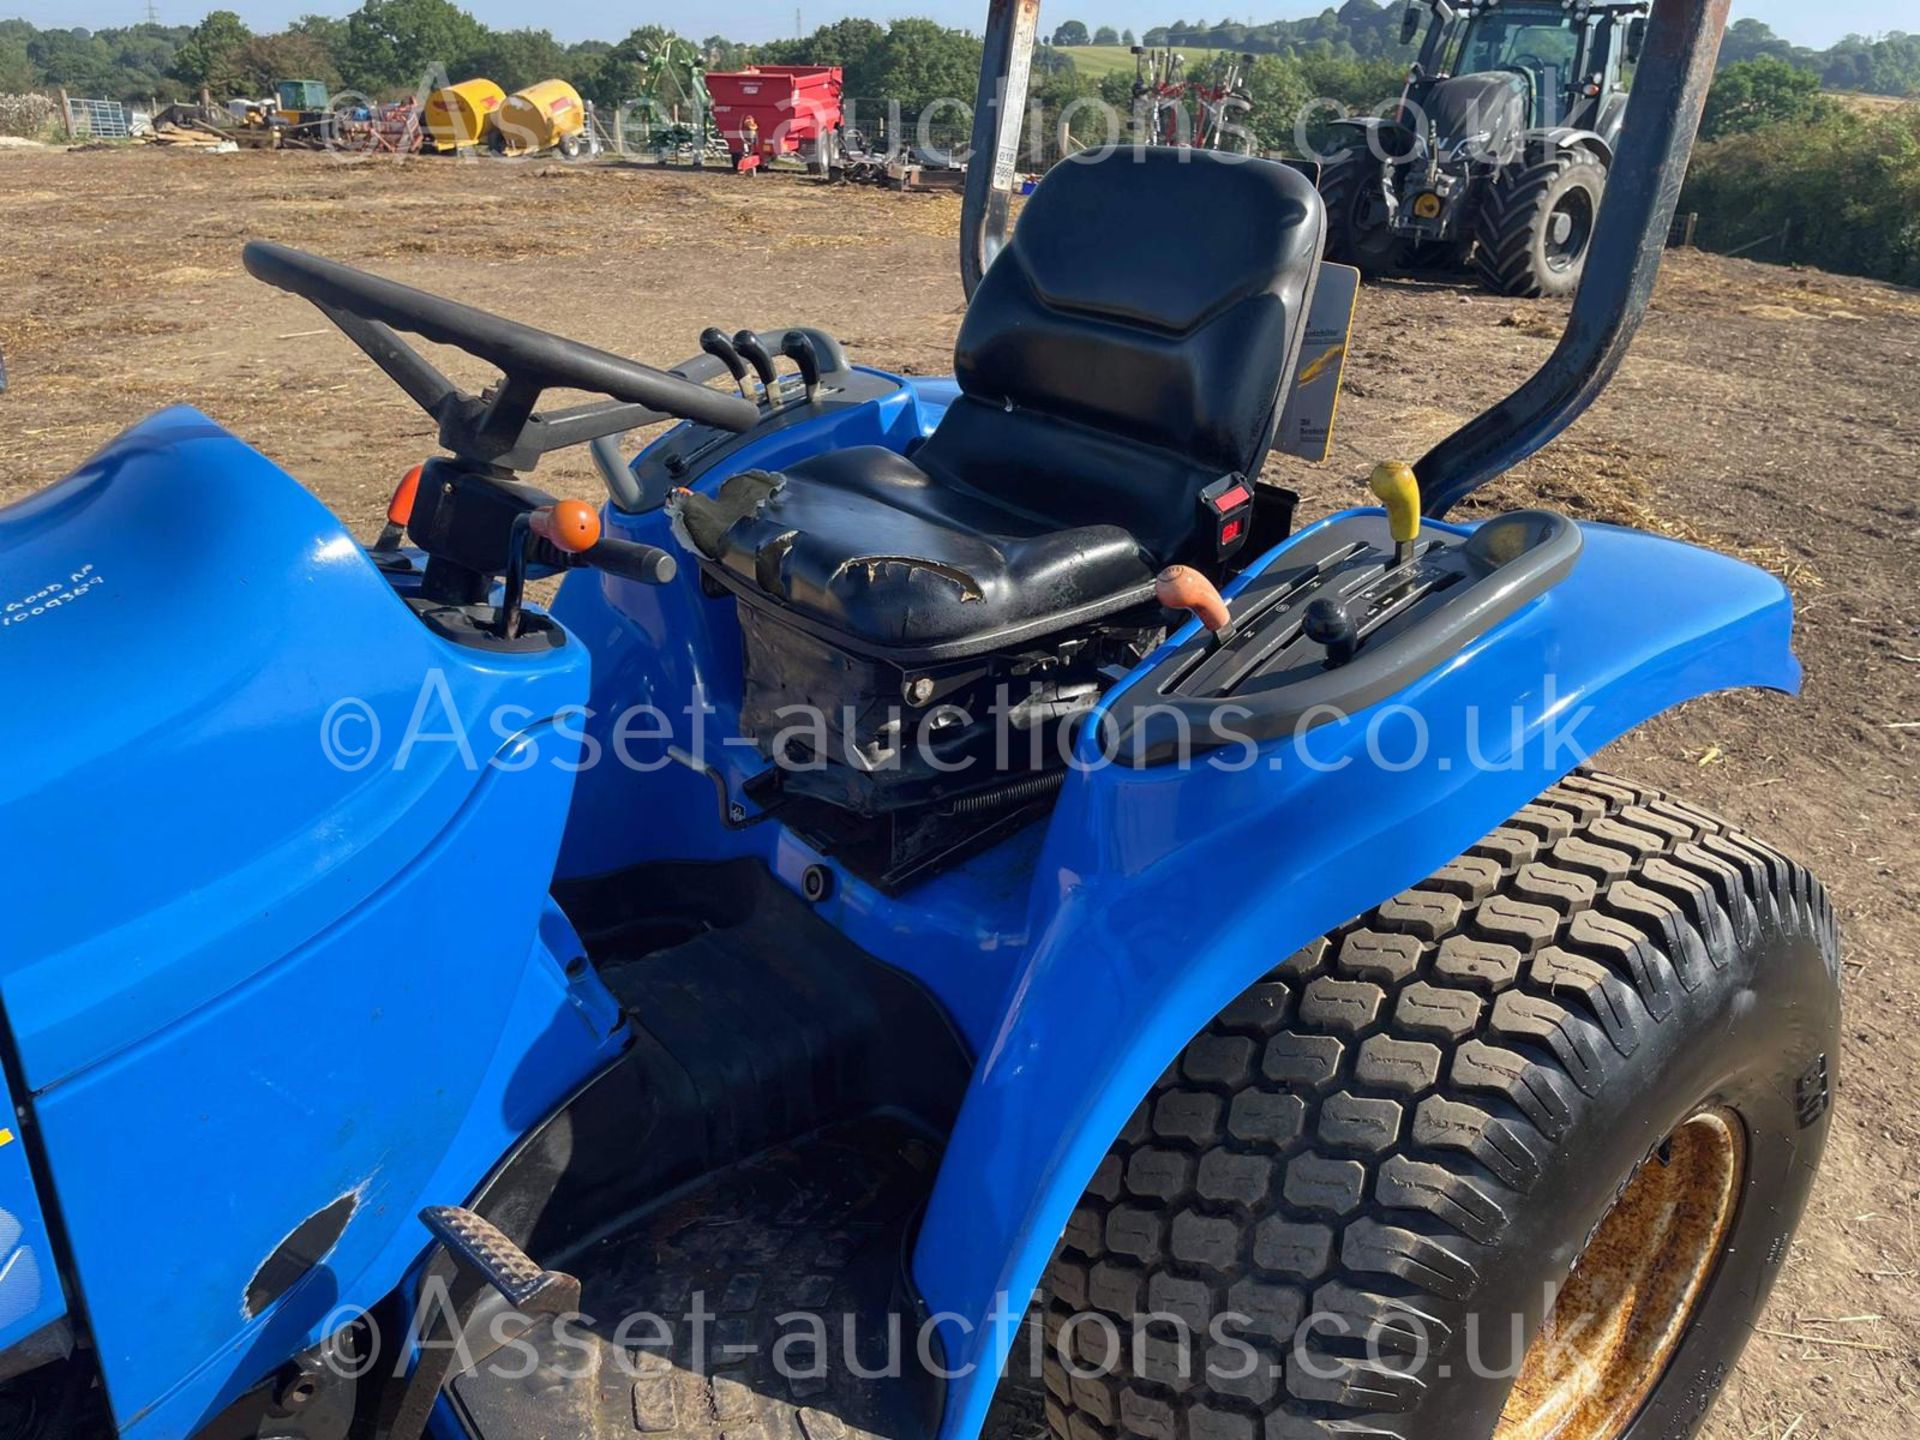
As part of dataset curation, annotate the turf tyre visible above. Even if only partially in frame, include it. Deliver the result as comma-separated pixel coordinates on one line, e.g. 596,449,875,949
1039,770,1840,1440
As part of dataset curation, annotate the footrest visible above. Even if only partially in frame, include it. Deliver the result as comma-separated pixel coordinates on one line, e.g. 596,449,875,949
445,1116,944,1440
420,1205,581,1316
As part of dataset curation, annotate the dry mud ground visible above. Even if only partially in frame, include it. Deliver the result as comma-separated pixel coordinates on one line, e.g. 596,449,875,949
2,145,1915,1437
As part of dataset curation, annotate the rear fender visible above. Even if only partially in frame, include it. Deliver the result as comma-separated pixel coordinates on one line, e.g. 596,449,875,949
916,512,1799,1440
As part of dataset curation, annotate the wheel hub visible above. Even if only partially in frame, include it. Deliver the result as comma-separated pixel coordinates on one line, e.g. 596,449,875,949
1493,1108,1747,1440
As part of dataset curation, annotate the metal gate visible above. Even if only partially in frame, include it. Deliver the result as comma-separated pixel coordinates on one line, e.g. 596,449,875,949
67,97,131,140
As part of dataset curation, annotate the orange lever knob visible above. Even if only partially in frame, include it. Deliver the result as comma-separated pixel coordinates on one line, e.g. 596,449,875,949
530,499,602,555
387,463,424,527
1156,565,1233,636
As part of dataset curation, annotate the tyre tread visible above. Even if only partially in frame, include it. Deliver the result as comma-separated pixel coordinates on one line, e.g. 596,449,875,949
1038,770,1838,1440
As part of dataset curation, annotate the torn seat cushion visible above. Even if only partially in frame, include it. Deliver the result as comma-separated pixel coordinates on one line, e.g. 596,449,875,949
690,451,1154,649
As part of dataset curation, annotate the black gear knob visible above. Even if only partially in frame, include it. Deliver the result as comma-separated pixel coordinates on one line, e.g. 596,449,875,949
731,330,779,404
780,331,822,404
699,327,751,399
1304,596,1360,666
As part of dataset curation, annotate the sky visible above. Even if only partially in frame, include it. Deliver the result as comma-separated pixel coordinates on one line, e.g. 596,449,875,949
8,0,1910,52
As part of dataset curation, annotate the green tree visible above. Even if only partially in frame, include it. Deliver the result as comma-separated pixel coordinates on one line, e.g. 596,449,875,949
463,27,565,92
0,32,36,91
97,25,180,97
1683,105,1920,286
32,26,122,94
289,14,348,63
1719,18,1800,68
758,17,885,92
339,0,486,94
1093,25,1119,46
233,31,342,93
864,18,981,114
1242,54,1314,151
169,11,252,95
1121,28,1136,46
1051,20,1090,47
1702,57,1827,140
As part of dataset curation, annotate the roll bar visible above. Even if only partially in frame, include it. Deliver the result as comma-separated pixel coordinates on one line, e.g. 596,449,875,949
956,0,1731,517
960,0,1042,296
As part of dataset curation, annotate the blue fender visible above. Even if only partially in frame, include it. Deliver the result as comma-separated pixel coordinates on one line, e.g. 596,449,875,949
914,510,1800,1439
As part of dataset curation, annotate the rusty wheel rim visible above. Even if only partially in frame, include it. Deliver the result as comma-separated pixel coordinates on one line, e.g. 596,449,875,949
1493,1108,1748,1440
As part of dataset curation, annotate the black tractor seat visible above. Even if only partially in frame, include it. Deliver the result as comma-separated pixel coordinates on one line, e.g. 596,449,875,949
675,147,1327,658
679,451,1156,652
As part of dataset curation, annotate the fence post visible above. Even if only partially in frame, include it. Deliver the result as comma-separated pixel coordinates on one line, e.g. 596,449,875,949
57,88,75,141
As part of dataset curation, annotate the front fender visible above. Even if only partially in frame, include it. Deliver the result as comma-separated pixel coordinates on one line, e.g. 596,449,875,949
1534,125,1614,163
1329,115,1425,162
916,512,1798,1440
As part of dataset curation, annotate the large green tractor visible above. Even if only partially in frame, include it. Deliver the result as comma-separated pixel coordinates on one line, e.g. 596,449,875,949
1319,0,1650,297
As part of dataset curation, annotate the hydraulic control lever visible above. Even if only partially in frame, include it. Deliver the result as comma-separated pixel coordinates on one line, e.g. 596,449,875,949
700,327,753,400
497,499,678,639
374,464,423,552
780,331,822,404
732,330,780,406
1156,564,1236,644
1370,461,1421,570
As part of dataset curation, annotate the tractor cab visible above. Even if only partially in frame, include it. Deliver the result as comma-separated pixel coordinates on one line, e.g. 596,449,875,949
1408,0,1647,140
272,78,331,127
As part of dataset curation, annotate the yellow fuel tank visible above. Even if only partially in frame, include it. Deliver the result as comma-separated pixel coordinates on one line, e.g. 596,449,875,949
491,79,587,156
423,78,504,152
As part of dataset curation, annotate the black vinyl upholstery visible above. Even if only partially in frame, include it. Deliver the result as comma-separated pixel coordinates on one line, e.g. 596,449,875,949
690,148,1326,651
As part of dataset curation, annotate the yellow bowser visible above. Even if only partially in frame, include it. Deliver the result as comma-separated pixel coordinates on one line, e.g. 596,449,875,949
491,79,589,157
423,78,505,152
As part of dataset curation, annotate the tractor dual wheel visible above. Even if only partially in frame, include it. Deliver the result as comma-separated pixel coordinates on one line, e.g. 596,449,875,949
1474,149,1606,299
1040,771,1840,1440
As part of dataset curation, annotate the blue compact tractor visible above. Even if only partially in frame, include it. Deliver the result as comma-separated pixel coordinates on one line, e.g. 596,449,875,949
0,4,1839,1439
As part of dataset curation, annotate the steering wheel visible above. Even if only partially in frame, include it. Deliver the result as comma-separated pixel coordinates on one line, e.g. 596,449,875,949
242,242,758,475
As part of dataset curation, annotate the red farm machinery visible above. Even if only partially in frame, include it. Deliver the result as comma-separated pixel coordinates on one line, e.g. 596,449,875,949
705,64,844,173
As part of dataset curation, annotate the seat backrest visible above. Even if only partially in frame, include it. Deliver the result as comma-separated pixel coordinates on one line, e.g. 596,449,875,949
937,147,1324,532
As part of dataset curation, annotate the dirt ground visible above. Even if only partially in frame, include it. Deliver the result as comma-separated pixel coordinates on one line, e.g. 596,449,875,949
2,145,1915,1437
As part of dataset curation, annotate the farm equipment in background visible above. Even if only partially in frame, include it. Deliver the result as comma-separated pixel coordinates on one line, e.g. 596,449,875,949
1130,43,1186,143
1130,45,1255,150
328,100,425,156
0,5,1845,1440
707,63,844,173
1190,50,1255,150
489,78,596,158
271,80,330,129
422,77,504,152
630,37,732,162
1319,0,1650,296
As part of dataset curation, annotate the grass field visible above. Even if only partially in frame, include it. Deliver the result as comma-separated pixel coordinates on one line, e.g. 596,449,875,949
1057,42,1235,79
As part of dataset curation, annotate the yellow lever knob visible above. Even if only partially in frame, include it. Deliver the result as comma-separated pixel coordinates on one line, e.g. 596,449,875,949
1369,461,1422,546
